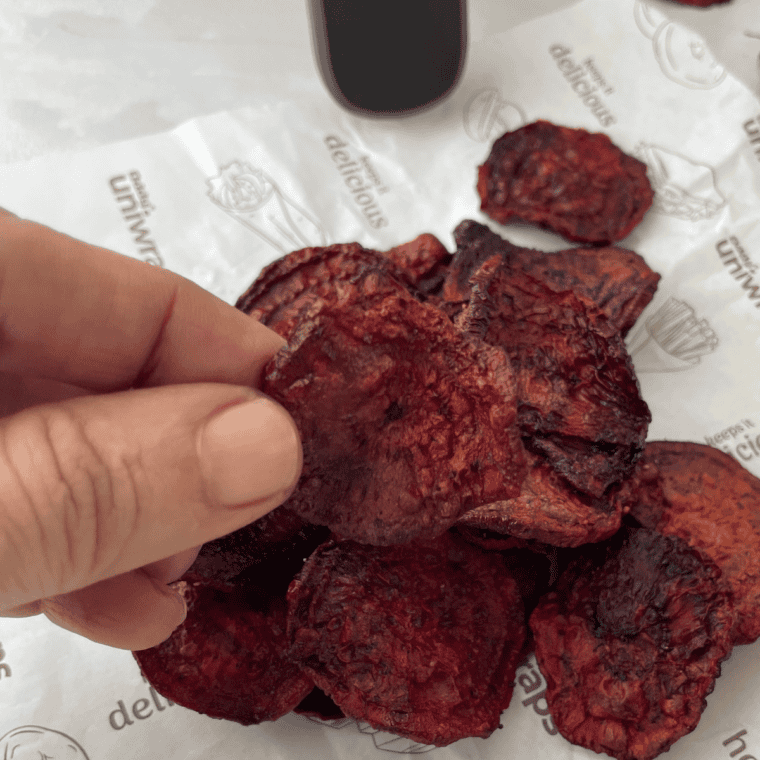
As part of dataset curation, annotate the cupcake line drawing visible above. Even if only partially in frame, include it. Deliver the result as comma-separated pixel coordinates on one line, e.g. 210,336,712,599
297,714,436,754
627,297,719,373
0,725,90,760
207,161,327,255
634,0,727,90
357,722,436,754
463,88,527,143
633,143,726,221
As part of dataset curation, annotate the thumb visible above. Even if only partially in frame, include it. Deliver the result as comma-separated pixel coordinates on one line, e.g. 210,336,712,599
0,383,301,648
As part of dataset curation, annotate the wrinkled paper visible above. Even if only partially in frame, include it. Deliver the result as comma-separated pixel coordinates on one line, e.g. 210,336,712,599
1,0,760,758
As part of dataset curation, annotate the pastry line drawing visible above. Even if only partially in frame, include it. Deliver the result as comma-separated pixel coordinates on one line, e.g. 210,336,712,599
633,143,726,221
633,0,727,90
356,722,436,755
207,161,327,255
626,297,719,373
298,714,435,754
0,725,90,760
463,88,527,143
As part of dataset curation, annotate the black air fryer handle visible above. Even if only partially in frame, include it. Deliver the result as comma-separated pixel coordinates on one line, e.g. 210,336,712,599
309,0,467,115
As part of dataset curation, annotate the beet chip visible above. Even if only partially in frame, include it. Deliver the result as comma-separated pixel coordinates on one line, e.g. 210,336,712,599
504,241,659,337
618,441,760,645
184,506,329,593
446,221,659,335
531,527,735,760
382,233,451,297
287,535,526,746
134,583,313,725
478,121,654,245
458,250,650,498
457,450,622,547
262,270,526,545
235,236,450,340
235,242,397,340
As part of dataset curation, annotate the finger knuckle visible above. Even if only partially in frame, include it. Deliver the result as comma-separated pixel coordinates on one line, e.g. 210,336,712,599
0,407,143,593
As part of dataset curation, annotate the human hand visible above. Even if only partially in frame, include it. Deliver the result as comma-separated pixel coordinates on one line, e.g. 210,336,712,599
0,210,302,650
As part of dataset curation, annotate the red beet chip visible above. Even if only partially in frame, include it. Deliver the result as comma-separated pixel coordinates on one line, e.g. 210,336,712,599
134,582,313,725
262,269,526,545
444,220,659,335
618,441,760,645
235,236,449,341
382,233,452,296
457,450,623,547
458,251,650,498
184,506,329,595
286,535,526,746
530,527,735,760
235,242,396,340
478,121,654,245
505,242,658,337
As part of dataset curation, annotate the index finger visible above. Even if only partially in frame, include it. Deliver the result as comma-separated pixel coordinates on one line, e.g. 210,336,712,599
0,215,283,392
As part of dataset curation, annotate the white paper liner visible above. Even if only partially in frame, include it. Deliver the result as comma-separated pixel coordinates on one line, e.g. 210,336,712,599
1,1,760,758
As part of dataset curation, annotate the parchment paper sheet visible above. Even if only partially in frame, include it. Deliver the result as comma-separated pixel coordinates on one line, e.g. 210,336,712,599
1,1,760,758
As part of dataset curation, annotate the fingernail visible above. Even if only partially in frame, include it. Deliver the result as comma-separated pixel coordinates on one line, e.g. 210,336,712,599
199,396,301,508
169,586,188,628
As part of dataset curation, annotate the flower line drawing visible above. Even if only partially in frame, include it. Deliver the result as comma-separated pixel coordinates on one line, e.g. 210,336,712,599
207,161,326,255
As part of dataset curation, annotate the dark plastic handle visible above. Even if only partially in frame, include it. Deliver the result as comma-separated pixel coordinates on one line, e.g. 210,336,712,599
309,0,467,116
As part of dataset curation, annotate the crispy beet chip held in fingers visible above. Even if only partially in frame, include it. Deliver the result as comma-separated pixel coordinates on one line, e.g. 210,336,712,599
235,235,452,339
286,534,526,746
616,441,760,645
262,268,527,545
133,581,313,725
530,526,735,760
235,242,400,340
478,121,654,245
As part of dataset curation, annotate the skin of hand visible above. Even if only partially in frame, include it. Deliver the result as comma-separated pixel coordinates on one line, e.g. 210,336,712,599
0,209,303,650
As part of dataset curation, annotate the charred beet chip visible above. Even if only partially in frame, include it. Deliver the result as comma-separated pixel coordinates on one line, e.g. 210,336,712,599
504,241,659,337
477,121,654,245
382,233,452,296
234,236,451,340
445,221,659,335
440,222,651,545
184,506,329,594
262,269,526,545
457,450,622,547
235,242,397,340
286,535,526,746
617,441,760,645
134,582,313,725
458,251,650,498
530,527,735,760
